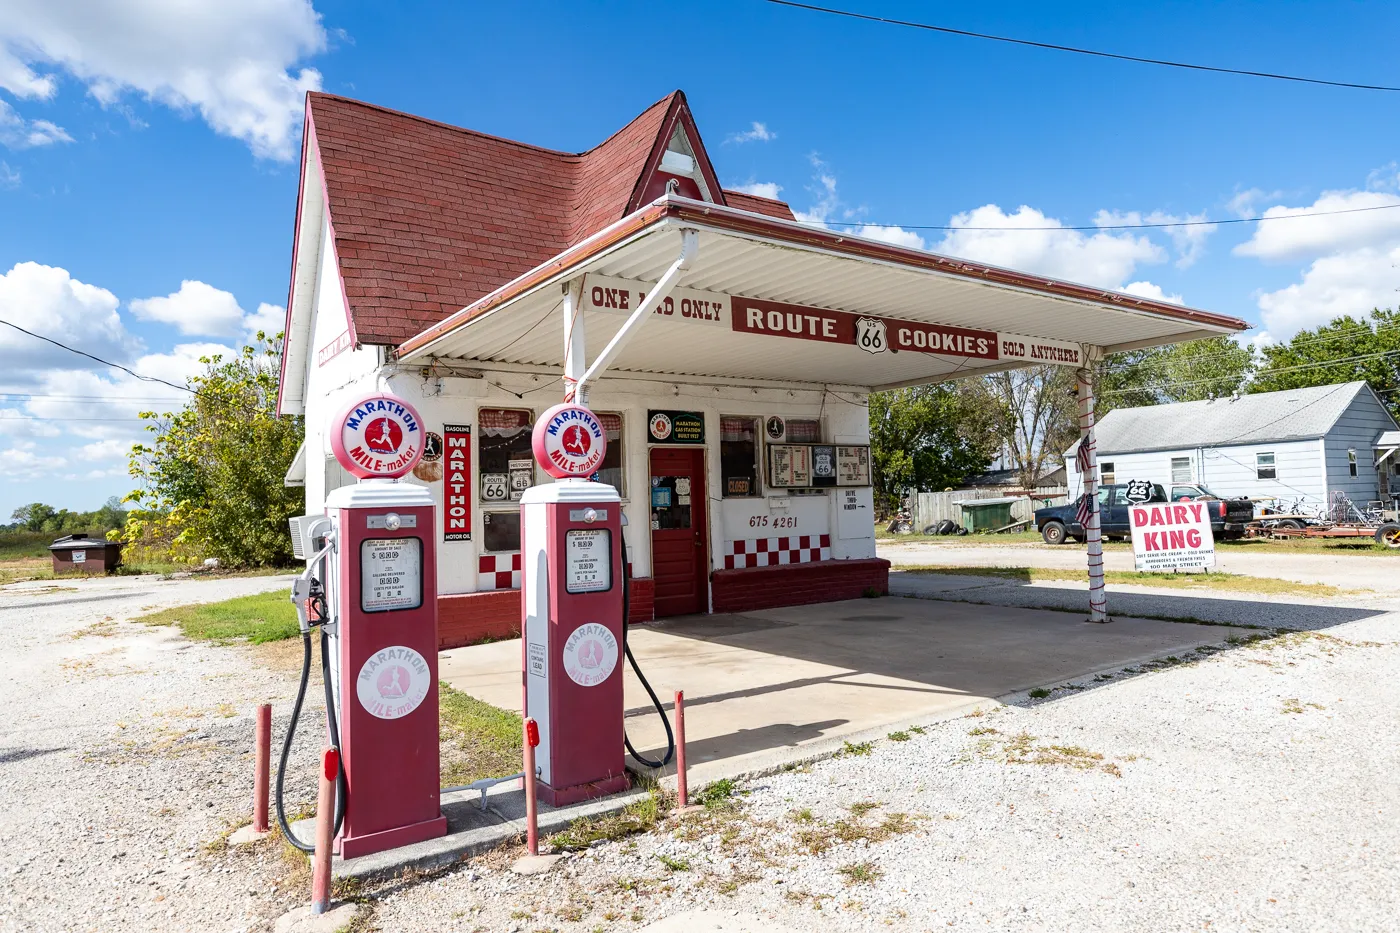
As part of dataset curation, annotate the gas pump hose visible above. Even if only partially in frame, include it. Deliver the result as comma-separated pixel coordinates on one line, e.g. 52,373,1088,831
620,557,675,769
274,626,348,853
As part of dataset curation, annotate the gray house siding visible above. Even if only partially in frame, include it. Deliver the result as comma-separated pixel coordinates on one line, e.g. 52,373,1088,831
1322,387,1399,506
1070,439,1326,508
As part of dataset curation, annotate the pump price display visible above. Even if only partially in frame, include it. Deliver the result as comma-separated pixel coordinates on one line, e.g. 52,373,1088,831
360,538,423,612
565,529,611,594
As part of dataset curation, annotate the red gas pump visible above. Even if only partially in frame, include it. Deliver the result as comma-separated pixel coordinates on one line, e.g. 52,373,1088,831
278,393,446,859
521,404,631,805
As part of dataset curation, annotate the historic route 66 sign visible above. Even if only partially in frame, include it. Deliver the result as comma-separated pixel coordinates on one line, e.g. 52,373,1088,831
854,317,887,354
1124,479,1154,504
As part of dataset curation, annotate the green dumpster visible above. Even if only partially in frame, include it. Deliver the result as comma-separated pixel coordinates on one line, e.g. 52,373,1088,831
958,497,1017,532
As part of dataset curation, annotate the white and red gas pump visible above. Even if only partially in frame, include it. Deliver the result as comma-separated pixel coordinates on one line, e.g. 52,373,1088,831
279,393,446,859
520,403,635,805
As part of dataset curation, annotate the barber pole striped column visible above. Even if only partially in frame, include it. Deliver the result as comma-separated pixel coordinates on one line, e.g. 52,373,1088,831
1077,365,1109,623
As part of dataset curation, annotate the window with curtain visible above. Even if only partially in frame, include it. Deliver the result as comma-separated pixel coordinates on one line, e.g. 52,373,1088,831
720,416,760,497
595,412,624,494
478,408,532,551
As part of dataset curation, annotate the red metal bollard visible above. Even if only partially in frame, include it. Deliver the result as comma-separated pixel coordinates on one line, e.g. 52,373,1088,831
253,704,271,834
675,691,688,809
311,746,339,915
524,718,540,856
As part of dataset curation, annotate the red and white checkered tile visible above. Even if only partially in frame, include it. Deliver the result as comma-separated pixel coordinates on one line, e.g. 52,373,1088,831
722,535,831,570
478,552,521,590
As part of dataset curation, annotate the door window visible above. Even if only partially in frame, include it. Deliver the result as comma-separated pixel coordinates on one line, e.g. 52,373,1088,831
720,417,760,497
650,475,691,530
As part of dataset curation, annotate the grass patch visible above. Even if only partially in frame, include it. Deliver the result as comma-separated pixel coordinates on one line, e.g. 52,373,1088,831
837,860,883,885
136,588,298,644
1027,688,1051,699
548,785,668,851
438,682,523,787
902,564,1354,598
694,778,741,810
886,730,910,742
837,740,873,758
655,854,690,872
978,729,1122,777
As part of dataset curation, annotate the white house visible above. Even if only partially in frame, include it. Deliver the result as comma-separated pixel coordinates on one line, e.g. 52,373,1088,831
1065,381,1400,511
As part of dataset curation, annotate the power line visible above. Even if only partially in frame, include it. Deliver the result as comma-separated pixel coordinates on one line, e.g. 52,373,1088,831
821,201,1400,233
1099,349,1400,398
1101,320,1400,370
763,0,1400,92
0,319,195,395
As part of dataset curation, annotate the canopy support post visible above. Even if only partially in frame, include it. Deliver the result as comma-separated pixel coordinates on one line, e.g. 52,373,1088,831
562,279,585,402
574,227,698,404
1077,356,1110,623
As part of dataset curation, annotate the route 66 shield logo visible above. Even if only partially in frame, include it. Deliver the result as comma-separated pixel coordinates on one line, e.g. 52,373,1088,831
854,317,888,354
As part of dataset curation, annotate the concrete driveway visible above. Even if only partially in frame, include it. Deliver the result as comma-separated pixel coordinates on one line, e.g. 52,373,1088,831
880,540,1399,590
439,596,1253,784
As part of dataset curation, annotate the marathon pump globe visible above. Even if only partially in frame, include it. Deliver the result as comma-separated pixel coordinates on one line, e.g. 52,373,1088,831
532,403,608,478
329,393,426,479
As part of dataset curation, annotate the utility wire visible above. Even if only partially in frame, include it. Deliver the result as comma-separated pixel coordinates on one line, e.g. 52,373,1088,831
0,318,195,395
763,0,1400,92
822,201,1400,232
1099,349,1400,397
1102,322,1400,368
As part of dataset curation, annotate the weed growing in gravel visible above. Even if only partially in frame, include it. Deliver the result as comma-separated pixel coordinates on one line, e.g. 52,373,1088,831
655,854,690,872
1282,698,1326,714
908,724,927,733
847,801,881,817
838,740,873,757
838,860,883,885
548,786,669,850
789,808,814,823
887,730,911,742
694,778,743,810
1028,688,1051,699
978,730,1122,777
968,725,998,736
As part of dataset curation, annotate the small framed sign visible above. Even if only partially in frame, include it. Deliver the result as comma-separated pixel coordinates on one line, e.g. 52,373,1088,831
836,446,871,486
647,410,705,444
768,445,811,488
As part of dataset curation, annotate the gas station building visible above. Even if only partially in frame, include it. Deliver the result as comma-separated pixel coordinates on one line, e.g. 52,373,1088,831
277,90,1246,649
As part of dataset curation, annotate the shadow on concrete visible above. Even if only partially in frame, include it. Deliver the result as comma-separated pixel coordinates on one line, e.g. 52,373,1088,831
628,719,847,766
0,746,68,765
0,592,155,612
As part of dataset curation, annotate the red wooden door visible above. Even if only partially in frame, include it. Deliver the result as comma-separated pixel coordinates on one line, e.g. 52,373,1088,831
648,447,708,617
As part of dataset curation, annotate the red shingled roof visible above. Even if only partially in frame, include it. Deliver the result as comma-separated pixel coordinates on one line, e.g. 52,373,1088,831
300,90,784,346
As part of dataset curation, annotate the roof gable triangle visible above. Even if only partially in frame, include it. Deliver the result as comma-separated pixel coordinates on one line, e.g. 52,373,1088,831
626,91,727,213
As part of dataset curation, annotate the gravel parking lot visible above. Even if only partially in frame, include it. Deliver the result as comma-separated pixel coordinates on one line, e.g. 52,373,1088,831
3,570,1397,932
373,609,1400,933
0,574,313,933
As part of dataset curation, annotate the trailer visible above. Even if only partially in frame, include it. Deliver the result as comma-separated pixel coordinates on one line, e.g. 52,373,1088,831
1249,520,1400,547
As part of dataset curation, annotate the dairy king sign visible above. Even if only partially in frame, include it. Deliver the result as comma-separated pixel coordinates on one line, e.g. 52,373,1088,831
1129,501,1216,572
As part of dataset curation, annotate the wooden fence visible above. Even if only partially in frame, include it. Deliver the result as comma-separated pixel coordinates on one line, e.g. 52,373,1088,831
912,487,1069,532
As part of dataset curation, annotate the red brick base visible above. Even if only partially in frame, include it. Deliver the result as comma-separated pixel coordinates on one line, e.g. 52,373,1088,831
437,576,658,649
710,558,890,613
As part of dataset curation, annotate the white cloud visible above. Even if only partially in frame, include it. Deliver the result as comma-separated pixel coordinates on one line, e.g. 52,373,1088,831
0,261,139,378
934,204,1165,290
1096,209,1216,269
1120,281,1185,305
245,302,287,339
792,167,840,227
0,407,60,438
0,161,17,186
0,99,72,149
726,121,776,144
79,438,134,462
1234,189,1400,261
730,181,783,200
0,442,67,480
1226,187,1284,218
850,224,927,251
130,280,246,337
1255,244,1400,338
0,0,327,159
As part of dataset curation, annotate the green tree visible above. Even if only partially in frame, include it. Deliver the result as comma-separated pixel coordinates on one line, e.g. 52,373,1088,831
868,383,999,513
975,365,1081,491
10,503,56,531
1249,308,1400,418
123,334,304,566
1099,336,1255,416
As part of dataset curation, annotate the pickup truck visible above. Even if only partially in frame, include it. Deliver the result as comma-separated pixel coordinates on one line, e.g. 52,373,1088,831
1034,483,1254,545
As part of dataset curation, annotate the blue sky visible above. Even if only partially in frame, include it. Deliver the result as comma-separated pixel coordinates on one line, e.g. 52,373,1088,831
2,0,1398,517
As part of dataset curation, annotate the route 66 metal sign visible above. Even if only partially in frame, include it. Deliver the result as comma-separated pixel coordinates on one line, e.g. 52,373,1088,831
854,317,888,354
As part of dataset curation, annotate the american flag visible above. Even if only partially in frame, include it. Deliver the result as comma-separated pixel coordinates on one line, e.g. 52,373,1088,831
1075,438,1093,475
1076,491,1093,527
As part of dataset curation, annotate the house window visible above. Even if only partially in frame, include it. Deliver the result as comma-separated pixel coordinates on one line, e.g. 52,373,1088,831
478,408,533,551
1099,461,1115,485
595,412,625,495
1256,452,1276,480
1170,456,1193,483
720,416,760,497
784,418,821,443
1348,448,1358,477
